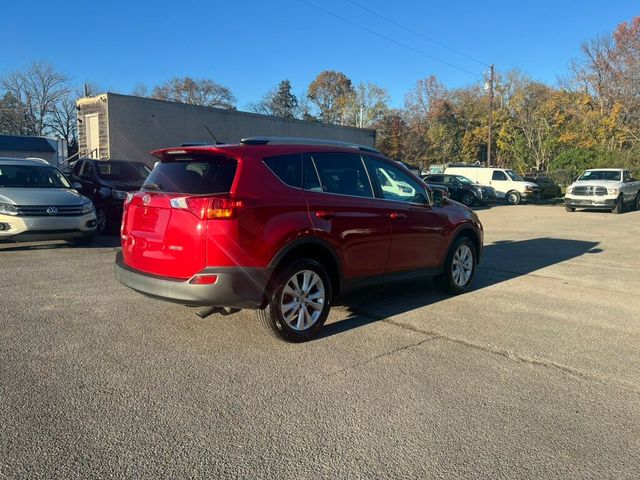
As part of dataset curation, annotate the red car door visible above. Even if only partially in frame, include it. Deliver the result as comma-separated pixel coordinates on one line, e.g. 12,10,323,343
364,157,448,271
304,152,391,280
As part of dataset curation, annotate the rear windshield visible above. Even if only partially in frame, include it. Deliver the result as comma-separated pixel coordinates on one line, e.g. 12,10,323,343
0,165,71,188
97,162,150,181
142,155,237,194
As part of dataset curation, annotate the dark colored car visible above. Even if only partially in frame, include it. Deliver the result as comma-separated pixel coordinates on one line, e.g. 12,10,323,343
524,172,561,198
70,159,151,233
115,137,484,342
422,174,497,206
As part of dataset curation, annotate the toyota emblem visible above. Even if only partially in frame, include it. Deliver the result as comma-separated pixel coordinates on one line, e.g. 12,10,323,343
142,194,151,206
46,206,59,216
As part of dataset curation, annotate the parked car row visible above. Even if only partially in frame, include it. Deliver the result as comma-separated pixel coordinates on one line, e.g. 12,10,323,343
3,146,638,343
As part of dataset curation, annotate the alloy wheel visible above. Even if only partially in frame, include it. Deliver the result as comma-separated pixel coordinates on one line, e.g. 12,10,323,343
451,245,473,287
280,270,325,331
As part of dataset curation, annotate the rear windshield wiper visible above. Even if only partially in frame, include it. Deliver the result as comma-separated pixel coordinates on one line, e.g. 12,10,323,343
142,183,163,190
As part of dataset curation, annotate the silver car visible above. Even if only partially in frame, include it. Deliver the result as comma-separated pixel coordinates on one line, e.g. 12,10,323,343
0,158,97,244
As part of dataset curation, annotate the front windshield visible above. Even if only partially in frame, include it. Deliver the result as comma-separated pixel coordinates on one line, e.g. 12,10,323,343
577,170,622,181
455,175,475,184
96,162,151,181
0,165,71,188
506,170,524,181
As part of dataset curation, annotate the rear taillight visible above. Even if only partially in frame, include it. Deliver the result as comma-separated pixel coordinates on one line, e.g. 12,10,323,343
207,198,244,219
170,196,243,220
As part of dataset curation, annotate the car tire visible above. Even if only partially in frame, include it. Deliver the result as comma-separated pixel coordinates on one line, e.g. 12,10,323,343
257,258,332,342
96,207,110,234
434,237,477,295
612,195,623,214
73,234,95,246
634,193,640,211
565,205,575,212
506,191,521,205
461,192,475,206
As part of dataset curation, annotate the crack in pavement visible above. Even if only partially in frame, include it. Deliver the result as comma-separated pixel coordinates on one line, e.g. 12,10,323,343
331,306,640,392
325,334,439,378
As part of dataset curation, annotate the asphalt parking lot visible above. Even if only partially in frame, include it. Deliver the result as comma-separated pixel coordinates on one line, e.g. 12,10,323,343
1,204,639,479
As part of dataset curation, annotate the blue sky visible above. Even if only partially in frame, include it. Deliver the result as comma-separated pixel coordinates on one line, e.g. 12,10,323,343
1,0,637,109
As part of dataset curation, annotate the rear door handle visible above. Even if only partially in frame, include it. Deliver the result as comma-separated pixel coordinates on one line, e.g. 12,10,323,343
316,210,337,220
390,212,407,221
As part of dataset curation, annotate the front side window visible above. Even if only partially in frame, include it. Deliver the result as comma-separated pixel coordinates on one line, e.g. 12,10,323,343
308,152,373,198
427,175,444,183
366,157,427,204
455,175,475,185
492,170,508,181
444,176,460,186
0,165,71,188
72,161,83,176
80,161,95,179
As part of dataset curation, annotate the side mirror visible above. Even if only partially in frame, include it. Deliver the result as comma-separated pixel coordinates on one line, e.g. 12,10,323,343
432,189,446,205
72,181,82,189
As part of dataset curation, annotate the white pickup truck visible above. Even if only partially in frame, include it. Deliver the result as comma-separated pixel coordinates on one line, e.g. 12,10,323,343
565,168,640,213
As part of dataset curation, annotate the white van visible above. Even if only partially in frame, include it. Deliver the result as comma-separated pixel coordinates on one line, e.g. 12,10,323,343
444,166,539,205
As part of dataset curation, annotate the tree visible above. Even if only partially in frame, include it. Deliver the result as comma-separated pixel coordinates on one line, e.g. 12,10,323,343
251,80,298,118
343,82,390,128
0,61,71,136
131,83,149,97
152,77,236,109
307,71,354,124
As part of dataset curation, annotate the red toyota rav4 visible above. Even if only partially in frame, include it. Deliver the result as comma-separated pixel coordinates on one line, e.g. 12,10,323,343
115,137,483,341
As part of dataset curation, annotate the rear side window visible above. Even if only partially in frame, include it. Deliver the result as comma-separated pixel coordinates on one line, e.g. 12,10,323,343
428,175,444,183
263,154,302,188
143,155,237,194
310,152,373,198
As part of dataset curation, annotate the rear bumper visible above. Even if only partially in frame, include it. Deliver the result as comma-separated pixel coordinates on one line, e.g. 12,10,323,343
114,251,268,309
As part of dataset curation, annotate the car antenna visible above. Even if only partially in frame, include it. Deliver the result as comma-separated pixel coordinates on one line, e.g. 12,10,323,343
204,125,224,145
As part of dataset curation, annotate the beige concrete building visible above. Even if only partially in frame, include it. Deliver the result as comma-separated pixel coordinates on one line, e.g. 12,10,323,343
76,93,376,166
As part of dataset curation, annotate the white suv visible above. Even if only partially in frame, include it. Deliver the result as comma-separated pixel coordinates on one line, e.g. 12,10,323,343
0,158,97,244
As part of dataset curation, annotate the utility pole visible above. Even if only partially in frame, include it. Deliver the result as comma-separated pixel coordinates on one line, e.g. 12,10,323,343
486,64,495,167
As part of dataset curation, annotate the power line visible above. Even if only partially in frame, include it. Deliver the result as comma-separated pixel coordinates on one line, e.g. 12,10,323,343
299,0,482,78
344,0,490,68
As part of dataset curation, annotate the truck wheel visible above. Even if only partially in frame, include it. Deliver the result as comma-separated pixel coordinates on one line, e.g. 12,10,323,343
565,205,575,212
257,258,332,342
434,237,477,295
506,191,521,205
612,195,623,214
461,192,475,206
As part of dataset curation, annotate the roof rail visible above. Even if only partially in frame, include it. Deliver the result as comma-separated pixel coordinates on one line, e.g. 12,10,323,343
240,136,380,154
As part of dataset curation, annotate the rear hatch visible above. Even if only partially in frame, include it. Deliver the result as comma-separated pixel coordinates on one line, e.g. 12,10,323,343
121,151,238,279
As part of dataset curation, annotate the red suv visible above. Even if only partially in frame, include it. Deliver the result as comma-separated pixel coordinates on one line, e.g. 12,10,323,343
115,138,483,341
